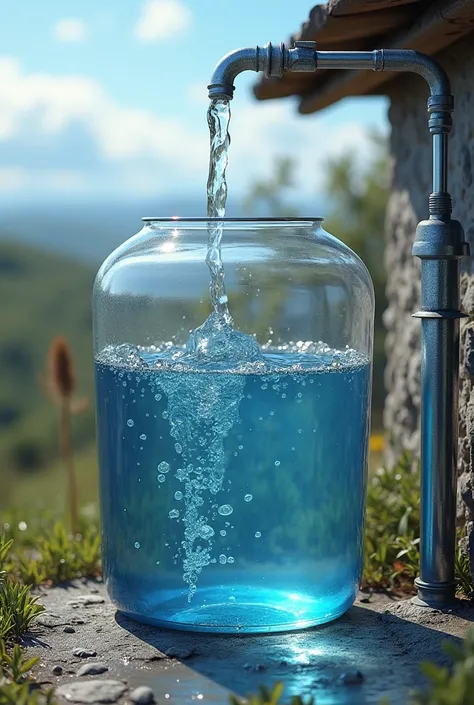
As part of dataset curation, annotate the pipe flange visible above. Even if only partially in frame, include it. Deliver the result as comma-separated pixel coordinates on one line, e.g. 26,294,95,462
412,309,469,320
414,578,457,607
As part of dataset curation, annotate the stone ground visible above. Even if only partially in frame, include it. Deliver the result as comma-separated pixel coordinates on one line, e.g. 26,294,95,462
25,580,474,705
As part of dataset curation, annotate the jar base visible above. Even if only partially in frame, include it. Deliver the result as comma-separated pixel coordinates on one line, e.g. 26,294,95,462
113,584,356,634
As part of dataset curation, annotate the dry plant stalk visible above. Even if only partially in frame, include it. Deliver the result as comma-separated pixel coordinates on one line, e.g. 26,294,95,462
40,336,87,535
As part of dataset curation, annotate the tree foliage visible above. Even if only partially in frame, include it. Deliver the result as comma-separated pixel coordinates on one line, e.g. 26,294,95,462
324,133,389,420
243,132,389,423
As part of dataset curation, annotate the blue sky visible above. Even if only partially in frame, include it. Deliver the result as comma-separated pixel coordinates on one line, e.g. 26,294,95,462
0,0,388,204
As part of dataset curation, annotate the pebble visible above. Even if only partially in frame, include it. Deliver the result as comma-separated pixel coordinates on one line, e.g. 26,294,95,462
338,670,365,686
164,647,194,659
36,613,68,628
77,662,109,677
130,686,156,704
52,665,63,675
68,595,105,607
74,648,98,658
63,626,76,633
57,680,127,704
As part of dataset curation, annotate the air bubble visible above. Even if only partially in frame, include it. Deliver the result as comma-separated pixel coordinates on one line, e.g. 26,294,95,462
229,596,236,602
244,494,253,502
218,504,233,516
199,525,215,539
127,419,134,427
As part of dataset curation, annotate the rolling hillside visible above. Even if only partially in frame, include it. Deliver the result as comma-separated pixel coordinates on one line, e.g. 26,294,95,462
0,239,96,506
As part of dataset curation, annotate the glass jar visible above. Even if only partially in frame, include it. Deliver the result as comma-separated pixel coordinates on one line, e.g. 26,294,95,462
93,217,374,633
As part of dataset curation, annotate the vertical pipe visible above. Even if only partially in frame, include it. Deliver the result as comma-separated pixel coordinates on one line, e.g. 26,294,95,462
432,133,448,194
414,259,460,605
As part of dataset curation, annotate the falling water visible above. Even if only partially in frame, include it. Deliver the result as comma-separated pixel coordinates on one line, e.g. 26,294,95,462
205,97,232,323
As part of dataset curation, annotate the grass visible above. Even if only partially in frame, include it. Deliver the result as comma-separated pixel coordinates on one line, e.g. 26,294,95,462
363,454,474,598
231,684,313,705
3,520,101,588
0,535,56,704
363,452,420,592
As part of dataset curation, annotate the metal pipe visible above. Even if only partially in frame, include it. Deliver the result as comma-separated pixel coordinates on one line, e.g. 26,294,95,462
315,50,382,71
208,42,470,608
209,46,451,201
412,224,468,606
433,134,449,194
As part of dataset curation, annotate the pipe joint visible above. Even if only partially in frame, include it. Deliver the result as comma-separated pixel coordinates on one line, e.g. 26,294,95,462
413,218,468,260
428,95,454,135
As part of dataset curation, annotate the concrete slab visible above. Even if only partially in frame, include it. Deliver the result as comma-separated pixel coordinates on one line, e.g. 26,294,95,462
25,580,474,704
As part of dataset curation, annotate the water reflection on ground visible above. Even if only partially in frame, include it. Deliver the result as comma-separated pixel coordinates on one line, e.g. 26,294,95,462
117,595,468,705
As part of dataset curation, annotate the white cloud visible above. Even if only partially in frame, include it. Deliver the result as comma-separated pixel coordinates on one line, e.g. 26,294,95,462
134,0,192,42
0,167,86,192
53,18,87,43
0,57,381,201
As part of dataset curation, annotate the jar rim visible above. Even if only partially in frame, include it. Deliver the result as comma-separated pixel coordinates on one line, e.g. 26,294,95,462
141,216,323,223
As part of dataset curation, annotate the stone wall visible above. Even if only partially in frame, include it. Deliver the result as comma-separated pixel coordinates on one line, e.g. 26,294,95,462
385,35,474,547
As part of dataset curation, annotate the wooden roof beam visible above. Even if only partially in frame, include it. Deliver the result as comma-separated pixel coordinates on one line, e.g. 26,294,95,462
327,0,421,16
297,0,474,113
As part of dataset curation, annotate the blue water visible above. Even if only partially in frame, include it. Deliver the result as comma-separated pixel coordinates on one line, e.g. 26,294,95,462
95,343,370,633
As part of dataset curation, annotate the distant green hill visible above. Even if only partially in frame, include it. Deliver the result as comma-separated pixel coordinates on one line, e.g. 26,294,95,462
0,240,96,505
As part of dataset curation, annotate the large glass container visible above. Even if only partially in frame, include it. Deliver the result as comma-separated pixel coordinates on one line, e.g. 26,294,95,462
93,217,374,633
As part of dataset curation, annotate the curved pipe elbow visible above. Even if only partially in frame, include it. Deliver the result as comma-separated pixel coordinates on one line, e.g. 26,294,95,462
208,48,260,100
381,49,451,97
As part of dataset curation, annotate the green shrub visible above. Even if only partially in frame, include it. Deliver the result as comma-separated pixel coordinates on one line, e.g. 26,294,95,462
230,683,313,705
